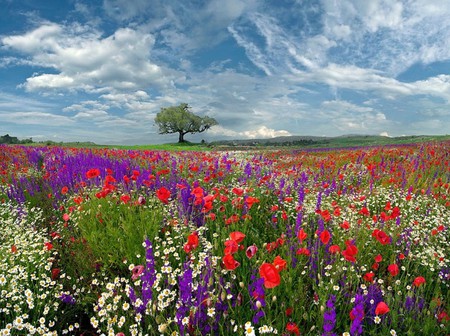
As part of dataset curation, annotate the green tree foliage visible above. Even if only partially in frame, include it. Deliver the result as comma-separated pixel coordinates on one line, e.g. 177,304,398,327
0,134,33,144
155,103,218,143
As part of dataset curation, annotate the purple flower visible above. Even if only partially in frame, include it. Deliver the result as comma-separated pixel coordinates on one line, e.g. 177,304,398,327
323,294,336,336
59,293,76,305
350,294,365,336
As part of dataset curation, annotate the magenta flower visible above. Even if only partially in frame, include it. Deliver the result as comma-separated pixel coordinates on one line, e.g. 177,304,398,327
131,265,144,280
246,244,258,259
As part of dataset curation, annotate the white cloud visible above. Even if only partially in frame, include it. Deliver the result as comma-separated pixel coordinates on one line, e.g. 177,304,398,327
209,125,291,139
2,24,177,92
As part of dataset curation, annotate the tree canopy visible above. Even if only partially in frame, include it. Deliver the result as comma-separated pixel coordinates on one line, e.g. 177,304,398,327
155,103,218,143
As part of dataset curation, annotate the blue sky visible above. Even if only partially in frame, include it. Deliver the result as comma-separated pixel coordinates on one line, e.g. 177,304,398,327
1,0,450,144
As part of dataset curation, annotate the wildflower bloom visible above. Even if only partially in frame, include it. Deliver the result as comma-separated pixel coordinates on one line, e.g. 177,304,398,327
85,168,101,179
131,265,144,280
51,268,60,280
259,263,281,288
372,229,391,245
246,244,258,259
412,276,426,287
183,232,199,253
44,242,53,250
286,322,300,335
328,244,340,254
388,263,399,277
297,228,307,242
272,255,287,271
375,301,390,315
230,231,246,244
223,254,240,270
320,230,331,245
156,187,171,204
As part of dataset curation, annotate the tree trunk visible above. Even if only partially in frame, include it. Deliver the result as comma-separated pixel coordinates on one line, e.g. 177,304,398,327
178,132,185,143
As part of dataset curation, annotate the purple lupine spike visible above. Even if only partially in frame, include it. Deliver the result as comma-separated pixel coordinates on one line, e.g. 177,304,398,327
177,262,193,335
322,294,336,336
350,294,365,336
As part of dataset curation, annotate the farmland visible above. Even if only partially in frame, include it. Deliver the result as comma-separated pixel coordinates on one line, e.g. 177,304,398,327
0,141,449,335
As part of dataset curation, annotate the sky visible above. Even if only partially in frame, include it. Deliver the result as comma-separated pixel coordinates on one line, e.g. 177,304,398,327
1,0,450,145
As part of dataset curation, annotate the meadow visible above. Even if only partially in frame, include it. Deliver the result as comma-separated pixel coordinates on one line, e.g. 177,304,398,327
0,141,449,335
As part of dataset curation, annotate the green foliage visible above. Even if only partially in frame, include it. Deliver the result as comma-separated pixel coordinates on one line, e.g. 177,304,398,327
60,192,164,279
155,103,218,143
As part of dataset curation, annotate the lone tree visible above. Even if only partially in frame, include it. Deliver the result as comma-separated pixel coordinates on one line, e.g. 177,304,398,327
155,103,218,143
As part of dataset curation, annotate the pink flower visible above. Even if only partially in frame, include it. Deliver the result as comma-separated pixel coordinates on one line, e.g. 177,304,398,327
131,265,144,280
62,213,70,221
246,244,258,259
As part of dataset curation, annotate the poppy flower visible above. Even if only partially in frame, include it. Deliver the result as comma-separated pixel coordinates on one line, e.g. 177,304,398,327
328,244,340,254
273,255,287,271
51,268,61,280
286,322,300,335
245,196,260,209
375,301,390,315
297,228,307,242
296,247,311,256
319,230,331,245
259,262,281,288
229,231,246,244
223,254,240,270
85,168,101,179
412,276,426,287
372,229,391,245
224,239,239,255
363,272,375,282
61,186,69,194
11,244,17,253
374,254,383,263
184,232,199,253
44,242,53,251
156,187,171,204
387,263,399,276
246,244,258,259
131,265,144,280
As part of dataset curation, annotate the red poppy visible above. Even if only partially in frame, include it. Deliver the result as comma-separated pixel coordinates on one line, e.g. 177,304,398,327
319,230,331,245
259,263,281,288
372,229,391,245
286,322,300,335
120,194,131,204
387,263,399,277
296,247,311,256
156,187,171,204
11,244,17,253
224,239,239,255
273,255,287,271
340,221,350,229
375,301,390,315
328,244,340,254
363,272,375,282
44,242,53,251
51,268,61,280
245,196,260,209
342,240,358,262
222,254,240,270
229,231,246,244
297,228,307,242
61,186,69,194
85,168,101,179
183,232,199,253
412,276,426,287
374,254,383,263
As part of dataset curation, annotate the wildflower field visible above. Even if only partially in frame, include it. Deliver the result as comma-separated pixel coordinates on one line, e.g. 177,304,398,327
0,142,449,336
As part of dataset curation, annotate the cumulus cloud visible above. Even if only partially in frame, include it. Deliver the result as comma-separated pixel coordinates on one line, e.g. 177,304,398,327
209,125,291,139
2,24,176,92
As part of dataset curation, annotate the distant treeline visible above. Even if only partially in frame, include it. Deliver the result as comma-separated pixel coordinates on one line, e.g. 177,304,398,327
0,134,33,144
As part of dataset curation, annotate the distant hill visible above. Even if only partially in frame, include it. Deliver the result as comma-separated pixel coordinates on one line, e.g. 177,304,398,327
210,134,450,149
